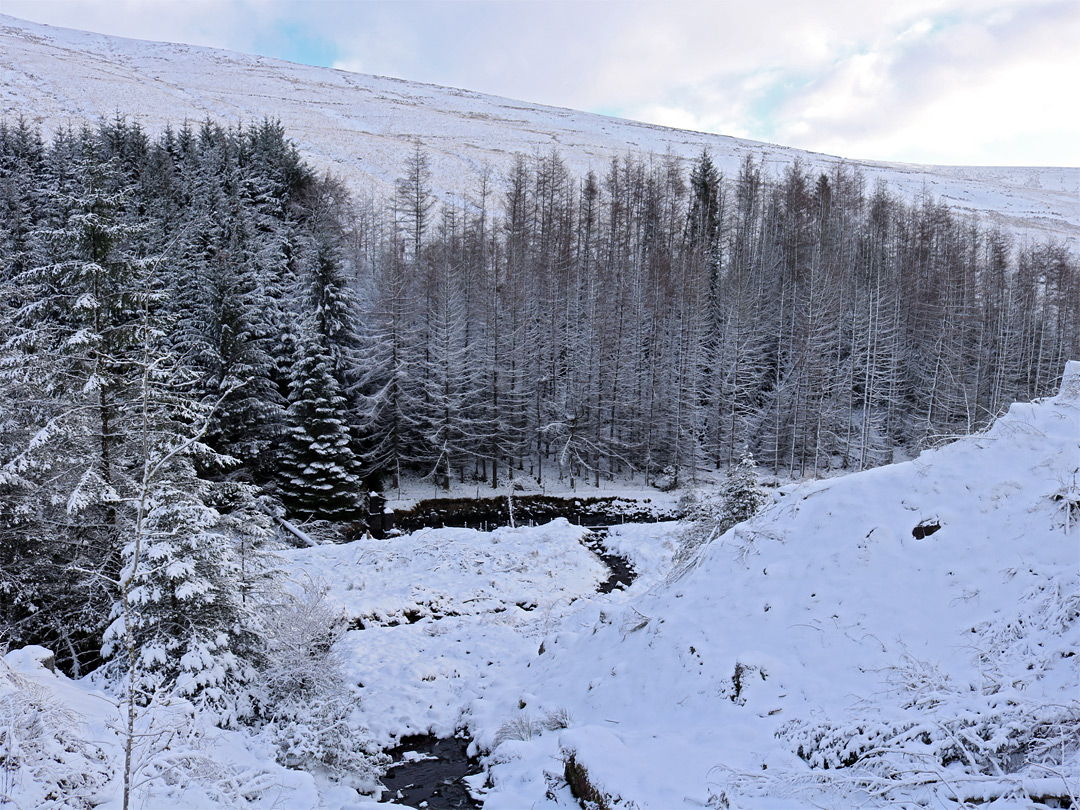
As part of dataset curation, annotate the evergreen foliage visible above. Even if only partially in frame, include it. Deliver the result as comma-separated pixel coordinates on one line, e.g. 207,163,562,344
673,451,768,575
277,325,364,520
0,115,1077,684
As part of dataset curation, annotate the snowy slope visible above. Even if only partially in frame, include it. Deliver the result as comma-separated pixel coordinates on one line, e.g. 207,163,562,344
472,363,1080,808
2,14,1077,246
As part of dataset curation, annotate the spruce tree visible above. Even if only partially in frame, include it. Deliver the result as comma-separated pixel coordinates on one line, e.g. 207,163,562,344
277,325,364,520
718,450,767,531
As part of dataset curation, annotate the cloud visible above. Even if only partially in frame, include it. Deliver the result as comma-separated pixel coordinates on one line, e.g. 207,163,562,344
768,0,1080,163
2,0,249,49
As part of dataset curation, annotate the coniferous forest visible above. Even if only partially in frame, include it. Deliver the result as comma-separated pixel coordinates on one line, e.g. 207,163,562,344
1,116,1078,683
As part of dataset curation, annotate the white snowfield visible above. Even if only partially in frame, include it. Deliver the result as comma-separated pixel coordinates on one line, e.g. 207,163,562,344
4,364,1078,808
472,362,1080,808
1,14,1077,247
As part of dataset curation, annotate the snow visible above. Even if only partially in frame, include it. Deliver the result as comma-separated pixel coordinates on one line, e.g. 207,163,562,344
1,14,1077,248
280,519,659,745
1,644,324,810
5,372,1079,806
4,13,1077,808
466,366,1080,808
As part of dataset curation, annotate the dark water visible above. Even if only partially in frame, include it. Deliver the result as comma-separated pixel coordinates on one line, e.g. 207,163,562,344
378,494,675,536
380,735,481,809
583,529,637,593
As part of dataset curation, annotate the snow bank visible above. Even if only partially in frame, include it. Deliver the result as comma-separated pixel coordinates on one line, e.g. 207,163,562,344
475,368,1080,808
280,519,615,743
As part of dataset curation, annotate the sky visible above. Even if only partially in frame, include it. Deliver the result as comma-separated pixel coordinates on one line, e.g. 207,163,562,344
5,0,1079,167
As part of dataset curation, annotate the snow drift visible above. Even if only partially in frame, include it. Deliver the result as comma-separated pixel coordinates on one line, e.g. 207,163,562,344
476,361,1080,808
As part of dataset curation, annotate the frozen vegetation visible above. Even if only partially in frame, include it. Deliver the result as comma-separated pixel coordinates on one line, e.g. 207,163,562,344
1,15,1078,810
4,364,1078,808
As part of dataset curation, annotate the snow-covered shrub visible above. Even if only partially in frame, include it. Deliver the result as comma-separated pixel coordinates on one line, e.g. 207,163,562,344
0,655,108,809
257,582,387,790
494,712,543,745
107,686,282,810
672,452,767,576
716,575,1080,807
654,465,679,492
543,707,574,731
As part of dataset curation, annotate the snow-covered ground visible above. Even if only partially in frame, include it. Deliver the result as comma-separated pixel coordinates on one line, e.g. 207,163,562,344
282,519,649,745
5,364,1078,808
1,518,677,808
470,362,1080,809
2,14,1077,247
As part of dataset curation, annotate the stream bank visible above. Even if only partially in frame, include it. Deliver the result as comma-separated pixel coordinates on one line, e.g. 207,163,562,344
370,493,677,536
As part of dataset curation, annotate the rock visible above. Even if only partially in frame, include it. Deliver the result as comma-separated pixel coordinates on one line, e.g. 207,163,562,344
4,645,56,673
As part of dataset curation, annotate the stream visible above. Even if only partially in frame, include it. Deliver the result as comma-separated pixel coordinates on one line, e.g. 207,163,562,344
582,529,637,593
372,507,643,807
375,530,634,807
379,735,481,809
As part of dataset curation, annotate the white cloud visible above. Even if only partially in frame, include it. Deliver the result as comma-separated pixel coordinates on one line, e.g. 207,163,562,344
768,0,1080,163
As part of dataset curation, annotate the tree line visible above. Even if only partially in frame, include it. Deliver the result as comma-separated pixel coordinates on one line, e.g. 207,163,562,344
1,115,1077,672
359,140,1078,490
2,117,1077,505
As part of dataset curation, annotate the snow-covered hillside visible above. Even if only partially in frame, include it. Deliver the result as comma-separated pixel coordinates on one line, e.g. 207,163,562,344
470,365,1080,807
4,366,1077,808
1,14,1077,245
471,362,1080,808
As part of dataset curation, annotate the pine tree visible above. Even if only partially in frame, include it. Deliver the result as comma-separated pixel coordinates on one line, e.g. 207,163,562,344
673,450,767,576
0,141,145,674
277,325,364,520
718,450,767,531
103,453,267,724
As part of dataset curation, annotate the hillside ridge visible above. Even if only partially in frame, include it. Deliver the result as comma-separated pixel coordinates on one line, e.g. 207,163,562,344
2,14,1077,245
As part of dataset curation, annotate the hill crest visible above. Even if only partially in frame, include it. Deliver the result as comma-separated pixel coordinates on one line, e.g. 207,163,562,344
1,14,1077,245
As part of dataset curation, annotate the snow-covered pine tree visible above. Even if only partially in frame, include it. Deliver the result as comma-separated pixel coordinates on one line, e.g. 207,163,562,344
718,450,768,530
190,211,286,478
103,459,267,725
355,213,427,494
0,121,275,706
0,139,146,674
165,121,293,483
98,293,273,810
277,324,364,520
416,201,490,488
